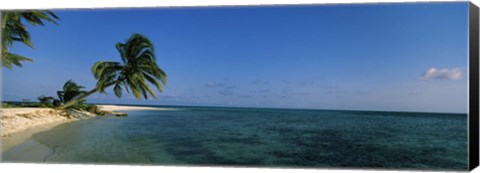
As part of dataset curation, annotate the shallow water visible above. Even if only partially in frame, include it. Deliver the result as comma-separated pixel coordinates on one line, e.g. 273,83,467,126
2,107,468,170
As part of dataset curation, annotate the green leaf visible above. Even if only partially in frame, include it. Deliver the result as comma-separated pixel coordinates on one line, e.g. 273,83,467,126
113,83,122,98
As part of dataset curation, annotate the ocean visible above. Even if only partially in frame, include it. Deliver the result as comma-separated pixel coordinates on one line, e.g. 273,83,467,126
2,106,468,170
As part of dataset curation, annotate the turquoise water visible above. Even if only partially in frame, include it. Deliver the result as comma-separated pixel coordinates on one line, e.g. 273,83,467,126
3,106,468,170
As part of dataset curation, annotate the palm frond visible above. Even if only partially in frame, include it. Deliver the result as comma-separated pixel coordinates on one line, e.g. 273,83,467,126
2,53,33,69
56,79,87,103
21,11,59,26
1,10,59,69
113,83,123,98
89,33,167,100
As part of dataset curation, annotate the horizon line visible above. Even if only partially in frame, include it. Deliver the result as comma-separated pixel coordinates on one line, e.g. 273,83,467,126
93,102,469,115
2,100,467,115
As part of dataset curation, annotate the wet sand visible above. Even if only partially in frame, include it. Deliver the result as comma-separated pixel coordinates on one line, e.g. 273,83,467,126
1,105,164,139
1,120,68,152
2,138,53,162
1,108,73,137
1,105,173,163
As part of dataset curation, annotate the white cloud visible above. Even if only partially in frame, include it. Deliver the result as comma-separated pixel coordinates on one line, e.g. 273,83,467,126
419,67,463,80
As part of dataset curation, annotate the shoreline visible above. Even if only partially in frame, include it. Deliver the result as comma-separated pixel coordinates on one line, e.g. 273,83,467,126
1,120,67,154
1,108,80,138
1,104,169,152
1,108,95,153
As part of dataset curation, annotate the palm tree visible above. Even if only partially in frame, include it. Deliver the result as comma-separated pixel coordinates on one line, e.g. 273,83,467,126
57,80,87,106
1,10,59,69
57,33,167,109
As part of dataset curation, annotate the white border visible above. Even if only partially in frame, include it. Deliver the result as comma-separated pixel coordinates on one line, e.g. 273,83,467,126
0,163,468,173
0,0,479,173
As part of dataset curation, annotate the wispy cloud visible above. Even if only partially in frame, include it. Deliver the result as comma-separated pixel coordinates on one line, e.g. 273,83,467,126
250,89,271,93
281,80,292,84
219,90,234,96
205,81,236,96
297,81,315,86
205,83,224,88
220,86,237,95
323,89,349,95
225,86,237,90
319,85,338,90
419,67,463,80
252,79,269,85
278,88,310,98
322,87,369,95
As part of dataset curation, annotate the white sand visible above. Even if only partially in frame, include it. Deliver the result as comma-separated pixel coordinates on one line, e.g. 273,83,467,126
97,105,176,111
0,108,95,137
0,108,96,152
1,105,173,152
1,121,65,152
2,108,70,138
0,105,169,138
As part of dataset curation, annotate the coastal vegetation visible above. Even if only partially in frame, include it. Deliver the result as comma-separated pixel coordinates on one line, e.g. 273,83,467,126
37,95,56,107
1,10,59,69
36,80,86,107
2,101,50,108
57,33,167,109
57,80,88,106
33,80,109,115
2,10,166,110
1,102,25,108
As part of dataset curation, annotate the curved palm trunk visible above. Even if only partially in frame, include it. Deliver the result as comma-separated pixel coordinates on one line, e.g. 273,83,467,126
56,88,98,110
57,82,116,110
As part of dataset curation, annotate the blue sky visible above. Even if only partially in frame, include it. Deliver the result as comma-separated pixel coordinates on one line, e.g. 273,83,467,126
2,2,469,113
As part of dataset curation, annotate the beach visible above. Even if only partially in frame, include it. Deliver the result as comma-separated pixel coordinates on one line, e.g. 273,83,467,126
1,105,167,136
1,108,97,138
0,105,166,152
